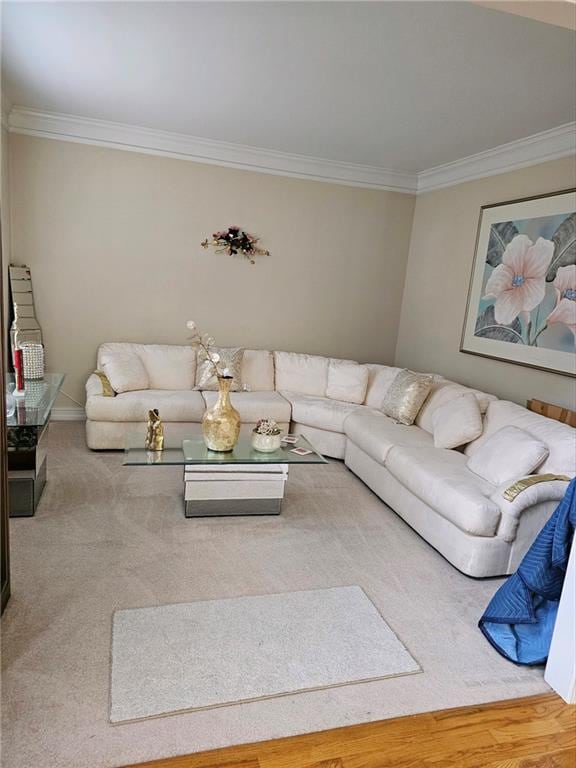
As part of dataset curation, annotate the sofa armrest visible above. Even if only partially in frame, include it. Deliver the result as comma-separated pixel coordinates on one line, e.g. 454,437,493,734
492,475,571,542
86,371,115,399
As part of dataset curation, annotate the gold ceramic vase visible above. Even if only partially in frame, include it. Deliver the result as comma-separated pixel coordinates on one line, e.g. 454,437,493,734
202,375,241,451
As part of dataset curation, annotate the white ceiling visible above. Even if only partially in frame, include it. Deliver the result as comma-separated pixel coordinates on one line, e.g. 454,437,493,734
2,1,575,174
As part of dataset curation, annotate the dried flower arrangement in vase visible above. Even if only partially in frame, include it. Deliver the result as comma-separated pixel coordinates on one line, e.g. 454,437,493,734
187,321,241,451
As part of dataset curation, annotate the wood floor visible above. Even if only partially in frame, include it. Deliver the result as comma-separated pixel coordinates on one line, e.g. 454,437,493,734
126,693,575,768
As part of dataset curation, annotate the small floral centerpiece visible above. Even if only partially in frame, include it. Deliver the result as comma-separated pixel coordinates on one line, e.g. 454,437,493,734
201,226,270,265
252,418,282,453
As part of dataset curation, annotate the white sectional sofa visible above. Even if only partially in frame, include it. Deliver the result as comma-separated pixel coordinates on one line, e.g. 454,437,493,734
85,343,575,578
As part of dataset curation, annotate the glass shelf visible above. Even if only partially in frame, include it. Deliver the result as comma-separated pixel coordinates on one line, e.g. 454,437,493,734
6,373,65,428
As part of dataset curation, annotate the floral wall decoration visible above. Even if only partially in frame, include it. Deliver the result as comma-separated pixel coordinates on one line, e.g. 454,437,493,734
461,188,575,376
201,226,270,264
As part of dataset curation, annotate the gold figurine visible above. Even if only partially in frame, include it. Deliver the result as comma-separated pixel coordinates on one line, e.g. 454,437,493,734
145,409,164,451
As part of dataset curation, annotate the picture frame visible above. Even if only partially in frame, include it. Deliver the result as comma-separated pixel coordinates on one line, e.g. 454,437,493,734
461,188,576,377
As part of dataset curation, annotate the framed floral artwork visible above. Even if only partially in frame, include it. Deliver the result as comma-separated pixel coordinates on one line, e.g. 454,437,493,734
461,188,576,377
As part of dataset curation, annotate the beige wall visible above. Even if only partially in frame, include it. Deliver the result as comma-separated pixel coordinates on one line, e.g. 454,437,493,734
395,157,576,409
8,134,416,404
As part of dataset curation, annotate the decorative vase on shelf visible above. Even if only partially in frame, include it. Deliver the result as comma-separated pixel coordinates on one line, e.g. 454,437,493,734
202,375,241,451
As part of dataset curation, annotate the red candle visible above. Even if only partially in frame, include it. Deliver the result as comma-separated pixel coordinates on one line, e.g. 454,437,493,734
14,348,25,392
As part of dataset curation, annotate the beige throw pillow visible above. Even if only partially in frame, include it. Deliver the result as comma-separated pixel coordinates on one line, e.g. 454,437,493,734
100,353,149,394
380,369,434,425
326,361,369,404
432,393,483,449
467,426,549,485
195,347,244,391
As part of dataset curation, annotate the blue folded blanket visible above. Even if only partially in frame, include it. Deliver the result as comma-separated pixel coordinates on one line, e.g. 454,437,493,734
479,478,576,666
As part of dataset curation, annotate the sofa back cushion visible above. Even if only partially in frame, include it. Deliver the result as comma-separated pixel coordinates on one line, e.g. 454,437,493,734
242,350,275,391
195,346,244,391
100,352,149,394
432,393,483,449
363,364,403,408
326,360,369,404
97,343,196,391
416,380,497,434
274,351,329,396
380,369,434,426
467,425,549,485
465,400,576,476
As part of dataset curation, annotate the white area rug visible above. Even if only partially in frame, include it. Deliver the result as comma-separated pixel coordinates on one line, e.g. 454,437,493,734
110,586,420,723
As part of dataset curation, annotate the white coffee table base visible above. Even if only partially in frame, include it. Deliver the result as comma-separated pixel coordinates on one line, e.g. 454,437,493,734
184,463,289,518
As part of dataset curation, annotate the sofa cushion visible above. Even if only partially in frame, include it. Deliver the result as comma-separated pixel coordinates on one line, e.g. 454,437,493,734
201,391,291,424
242,350,275,391
326,361,369,404
97,343,196,391
344,409,434,465
432,393,483,449
86,389,206,422
195,347,244,391
282,391,367,433
465,400,576,476
100,352,149,394
416,380,497,434
363,364,403,408
274,352,329,396
438,378,498,413
385,446,501,537
467,426,550,485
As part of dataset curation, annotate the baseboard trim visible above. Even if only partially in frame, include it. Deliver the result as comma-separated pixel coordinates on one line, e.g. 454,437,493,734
52,407,86,421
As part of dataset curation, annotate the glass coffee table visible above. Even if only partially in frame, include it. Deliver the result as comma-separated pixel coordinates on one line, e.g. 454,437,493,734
124,433,328,517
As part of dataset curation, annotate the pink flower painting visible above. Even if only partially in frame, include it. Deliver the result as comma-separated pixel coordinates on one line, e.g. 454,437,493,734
483,235,554,326
464,192,575,376
546,265,576,338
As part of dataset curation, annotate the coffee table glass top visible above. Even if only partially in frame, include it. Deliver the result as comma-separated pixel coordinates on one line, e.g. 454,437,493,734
123,433,328,466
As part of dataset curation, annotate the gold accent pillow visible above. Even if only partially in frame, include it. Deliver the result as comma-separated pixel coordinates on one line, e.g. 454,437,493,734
93,370,115,397
381,369,434,425
195,347,245,391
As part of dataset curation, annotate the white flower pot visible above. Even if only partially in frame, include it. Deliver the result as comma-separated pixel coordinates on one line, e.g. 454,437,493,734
251,431,282,453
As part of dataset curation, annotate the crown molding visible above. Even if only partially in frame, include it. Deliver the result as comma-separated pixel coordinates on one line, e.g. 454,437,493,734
7,107,418,193
7,107,575,195
417,122,576,193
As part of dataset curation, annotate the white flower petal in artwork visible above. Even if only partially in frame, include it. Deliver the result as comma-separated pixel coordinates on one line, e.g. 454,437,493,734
502,235,533,273
523,238,554,279
494,290,524,326
186,320,196,331
484,264,513,299
547,299,576,337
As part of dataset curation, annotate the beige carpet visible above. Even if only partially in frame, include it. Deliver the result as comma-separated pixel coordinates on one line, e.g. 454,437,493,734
1,423,550,768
